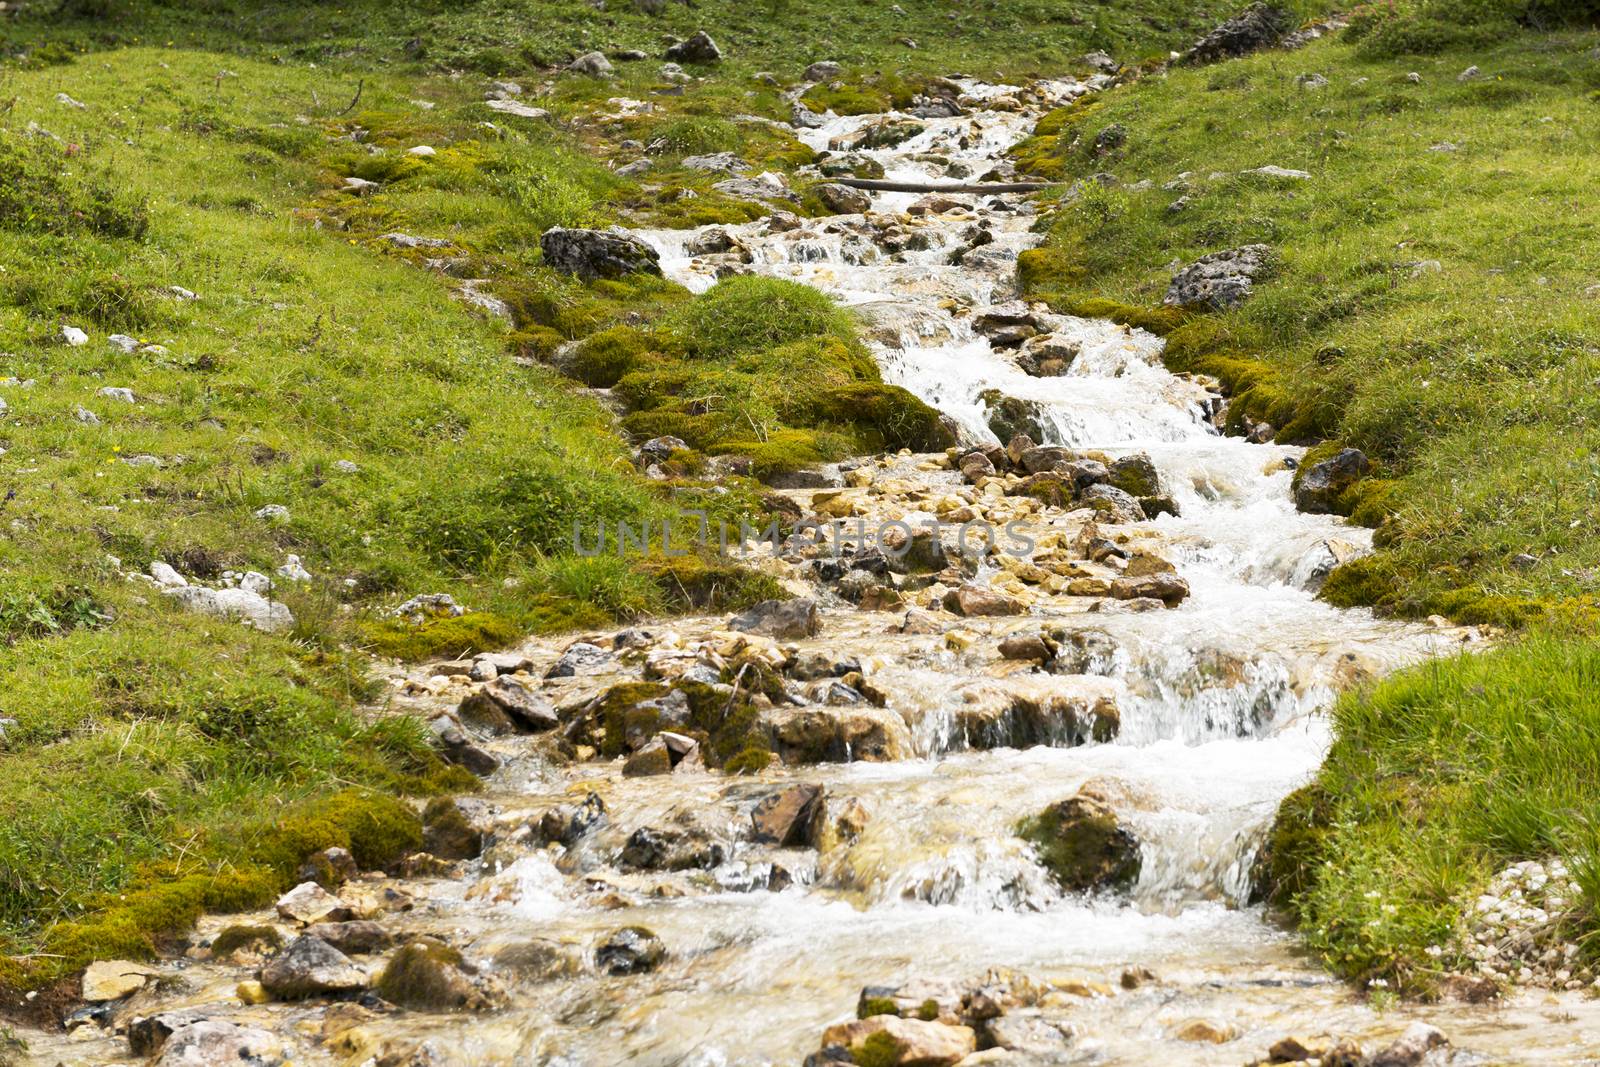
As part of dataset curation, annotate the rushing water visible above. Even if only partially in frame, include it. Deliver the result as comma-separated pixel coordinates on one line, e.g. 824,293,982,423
29,78,1600,1067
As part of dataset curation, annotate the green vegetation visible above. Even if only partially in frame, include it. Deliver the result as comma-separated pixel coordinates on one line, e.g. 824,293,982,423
609,276,954,475
1259,633,1600,993
1018,16,1600,624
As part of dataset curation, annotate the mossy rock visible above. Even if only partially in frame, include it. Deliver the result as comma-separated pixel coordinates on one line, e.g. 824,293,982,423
641,557,787,612
374,939,482,1012
1017,793,1140,893
360,612,521,662
210,924,284,960
795,383,957,453
1252,783,1333,910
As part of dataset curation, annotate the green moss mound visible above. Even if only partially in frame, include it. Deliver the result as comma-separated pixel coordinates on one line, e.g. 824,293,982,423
361,612,522,661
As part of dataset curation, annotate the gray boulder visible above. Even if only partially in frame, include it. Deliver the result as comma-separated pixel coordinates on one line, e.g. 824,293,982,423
1294,447,1371,514
540,227,661,279
665,30,721,63
1164,244,1274,309
1184,3,1291,65
258,936,367,999
153,1020,284,1067
814,182,871,215
729,598,820,639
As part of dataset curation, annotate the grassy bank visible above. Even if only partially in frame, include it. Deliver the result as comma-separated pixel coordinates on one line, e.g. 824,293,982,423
1259,632,1600,993
1017,7,1600,626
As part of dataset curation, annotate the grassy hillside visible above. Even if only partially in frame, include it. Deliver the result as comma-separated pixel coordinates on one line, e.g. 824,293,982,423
1017,14,1600,627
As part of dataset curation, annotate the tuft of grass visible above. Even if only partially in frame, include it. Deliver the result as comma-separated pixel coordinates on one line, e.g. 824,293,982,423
1260,631,1600,993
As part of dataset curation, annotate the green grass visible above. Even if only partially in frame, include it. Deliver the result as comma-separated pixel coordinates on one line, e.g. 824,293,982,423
1018,19,1600,624
1,0,1335,80
1260,630,1600,993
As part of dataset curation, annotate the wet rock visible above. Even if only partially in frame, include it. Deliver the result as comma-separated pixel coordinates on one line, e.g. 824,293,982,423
462,676,558,732
622,735,673,776
1017,790,1141,893
730,598,820,639
305,921,393,956
901,608,943,635
882,526,947,574
81,959,159,1001
1370,1023,1447,1067
1079,484,1145,524
259,935,368,999
619,824,725,871
276,881,352,925
536,792,607,846
422,797,483,860
374,939,502,1013
1019,445,1073,474
908,193,964,216
815,182,872,214
128,1009,208,1057
208,925,283,964
851,118,925,150
665,30,721,63
1107,453,1161,497
766,705,912,763
1164,244,1274,310
1293,447,1371,514
1016,333,1080,376
540,227,662,279
997,632,1053,662
428,715,500,776
960,451,996,483
750,783,824,846
1184,2,1291,64
819,1015,977,1066
596,926,666,975
1109,573,1189,608
546,642,612,679
1171,1017,1237,1043
943,585,1025,617
983,1012,1075,1056
153,1020,284,1067
1061,459,1111,491
972,391,1049,447
492,939,584,982
297,845,359,888
1120,966,1156,989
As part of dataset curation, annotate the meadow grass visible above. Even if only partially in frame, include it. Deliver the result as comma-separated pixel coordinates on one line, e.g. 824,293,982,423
1261,631,1600,992
1017,20,1600,625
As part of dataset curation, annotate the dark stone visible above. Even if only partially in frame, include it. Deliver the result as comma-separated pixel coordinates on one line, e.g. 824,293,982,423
1294,447,1371,514
258,936,368,999
749,783,824,846
540,227,662,279
1184,3,1291,64
304,921,393,955
595,926,666,975
729,598,821,639
664,30,721,63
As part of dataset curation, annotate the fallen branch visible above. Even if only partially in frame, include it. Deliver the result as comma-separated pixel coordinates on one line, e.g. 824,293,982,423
336,79,365,117
828,177,1065,194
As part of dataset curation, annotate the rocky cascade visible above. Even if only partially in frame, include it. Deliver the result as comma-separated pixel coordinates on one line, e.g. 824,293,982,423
30,69,1552,1067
